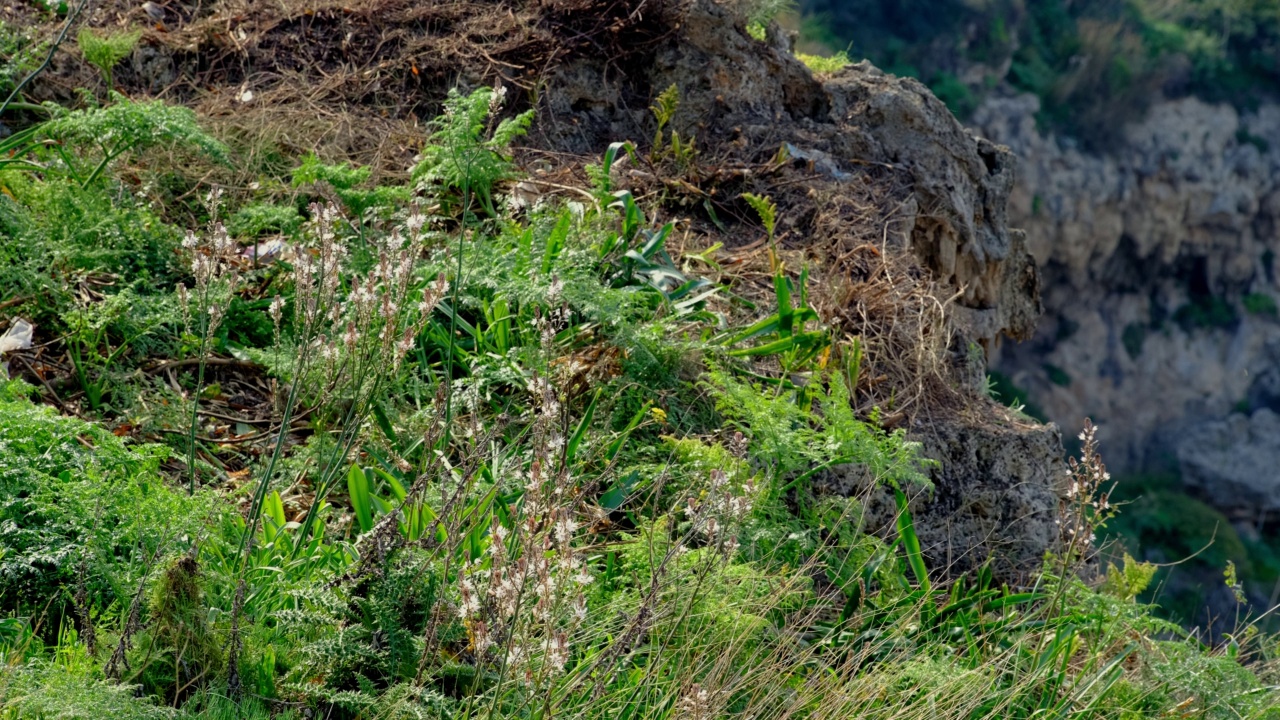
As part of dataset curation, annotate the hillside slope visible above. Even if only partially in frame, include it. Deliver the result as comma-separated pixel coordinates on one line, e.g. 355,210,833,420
1,1,1277,717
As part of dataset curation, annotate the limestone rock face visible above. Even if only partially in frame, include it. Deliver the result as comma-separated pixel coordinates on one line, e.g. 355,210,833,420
914,414,1064,581
820,65,1040,343
974,92,1280,516
1179,410,1280,515
811,408,1063,581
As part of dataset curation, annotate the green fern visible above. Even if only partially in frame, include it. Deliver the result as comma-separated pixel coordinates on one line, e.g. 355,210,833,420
76,27,142,91
411,86,533,217
706,367,931,494
1099,553,1158,602
292,154,410,218
39,93,229,186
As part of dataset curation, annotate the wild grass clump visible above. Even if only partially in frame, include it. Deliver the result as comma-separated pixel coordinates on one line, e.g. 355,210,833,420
0,86,1276,720
798,50,851,74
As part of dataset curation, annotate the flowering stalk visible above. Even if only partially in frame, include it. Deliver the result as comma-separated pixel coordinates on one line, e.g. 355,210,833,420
287,203,447,554
458,361,593,701
1057,419,1115,568
177,192,239,494
238,202,349,563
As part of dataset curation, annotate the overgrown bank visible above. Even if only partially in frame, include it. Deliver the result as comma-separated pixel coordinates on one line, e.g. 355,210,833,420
0,0,1277,718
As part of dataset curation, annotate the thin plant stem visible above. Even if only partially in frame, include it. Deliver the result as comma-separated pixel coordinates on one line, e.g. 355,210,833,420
82,146,122,187
185,325,209,495
0,0,91,117
237,342,310,562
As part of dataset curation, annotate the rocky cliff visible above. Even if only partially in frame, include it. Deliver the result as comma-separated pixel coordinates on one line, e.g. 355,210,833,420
974,93,1280,522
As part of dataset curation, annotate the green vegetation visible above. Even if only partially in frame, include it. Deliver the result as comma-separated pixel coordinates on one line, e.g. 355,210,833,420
76,27,141,92
985,370,1047,422
1175,295,1240,331
797,50,851,74
797,0,1280,144
745,0,797,40
1122,322,1147,360
1106,473,1280,630
0,22,45,102
0,82,1275,720
1244,292,1278,318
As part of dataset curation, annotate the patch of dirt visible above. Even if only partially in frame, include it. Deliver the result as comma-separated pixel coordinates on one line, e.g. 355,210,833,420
21,0,679,176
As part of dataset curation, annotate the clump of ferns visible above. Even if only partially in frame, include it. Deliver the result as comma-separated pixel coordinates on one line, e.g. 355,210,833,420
412,85,533,219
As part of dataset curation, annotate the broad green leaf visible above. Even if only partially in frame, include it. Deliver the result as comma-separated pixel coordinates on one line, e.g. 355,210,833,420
348,464,373,534
567,388,601,467
894,488,930,594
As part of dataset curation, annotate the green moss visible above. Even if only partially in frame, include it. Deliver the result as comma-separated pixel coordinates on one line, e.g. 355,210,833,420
1044,363,1071,387
136,554,222,703
1122,322,1147,360
1243,292,1278,318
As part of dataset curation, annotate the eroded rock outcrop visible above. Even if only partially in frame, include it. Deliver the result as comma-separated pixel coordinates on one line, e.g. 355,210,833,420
553,0,1060,578
975,93,1280,518
546,0,1041,343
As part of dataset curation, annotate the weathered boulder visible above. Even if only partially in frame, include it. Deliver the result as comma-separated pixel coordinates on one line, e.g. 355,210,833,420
552,2,1041,348
813,406,1063,582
